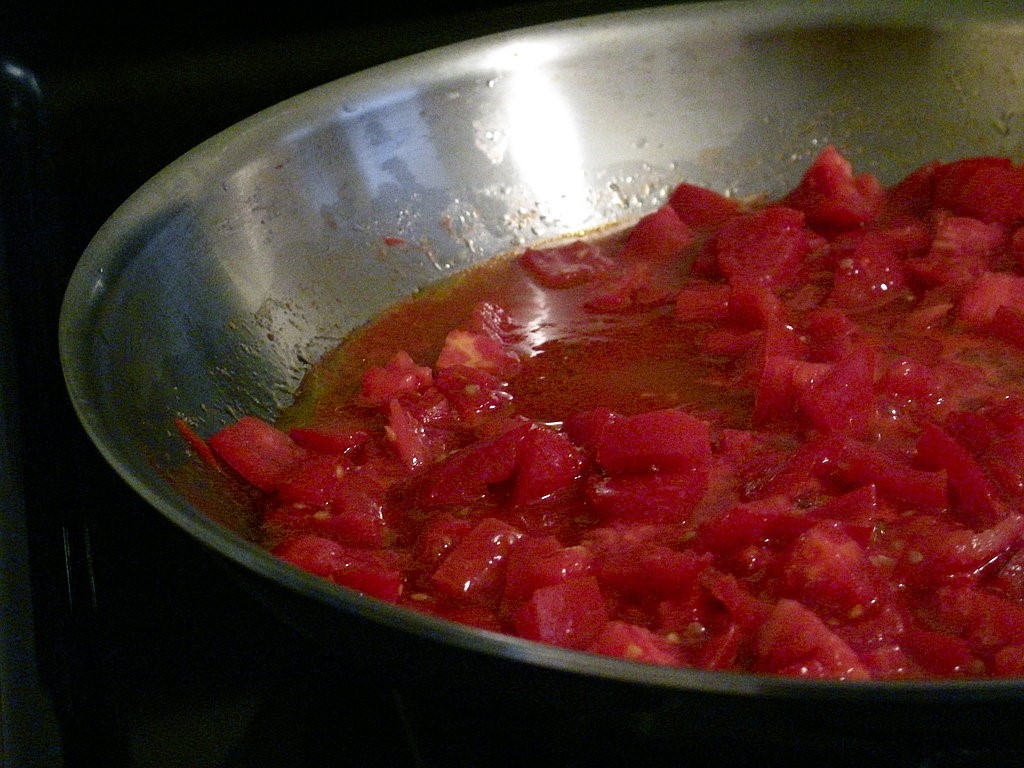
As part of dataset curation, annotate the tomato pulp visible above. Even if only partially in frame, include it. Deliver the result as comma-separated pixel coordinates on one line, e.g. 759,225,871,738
186,146,1024,680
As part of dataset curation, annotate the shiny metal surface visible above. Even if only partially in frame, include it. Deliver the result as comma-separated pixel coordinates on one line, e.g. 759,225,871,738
60,0,1024,701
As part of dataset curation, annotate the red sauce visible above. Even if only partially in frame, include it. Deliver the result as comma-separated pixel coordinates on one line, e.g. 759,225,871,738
192,146,1024,680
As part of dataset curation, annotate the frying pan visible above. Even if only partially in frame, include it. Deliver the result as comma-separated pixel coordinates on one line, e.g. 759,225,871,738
59,0,1024,762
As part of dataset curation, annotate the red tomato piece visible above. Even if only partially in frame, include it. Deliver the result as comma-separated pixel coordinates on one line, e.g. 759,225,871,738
807,483,879,524
907,215,1006,288
586,471,708,526
435,328,521,378
273,454,352,506
991,305,1024,351
802,307,857,362
502,536,593,604
700,568,773,632
710,206,810,288
430,517,524,604
993,546,1024,602
583,262,675,313
957,271,1024,330
878,159,940,222
994,645,1024,676
697,504,815,558
783,144,884,230
288,423,370,455
667,181,741,229
746,433,845,501
794,342,876,435
831,439,948,513
513,575,609,650
618,204,694,262
937,585,1024,653
433,364,513,421
358,350,433,407
894,513,1024,588
467,301,520,342
264,492,387,549
725,278,785,329
561,407,617,453
916,422,1006,528
207,415,308,492
512,426,585,505
519,239,614,288
417,421,532,506
932,156,1024,225
385,398,433,470
826,230,908,311
674,281,731,323
595,408,711,475
755,598,871,680
901,623,979,677
781,523,878,618
751,355,803,427
597,544,711,598
272,535,403,603
588,621,681,665
412,512,475,569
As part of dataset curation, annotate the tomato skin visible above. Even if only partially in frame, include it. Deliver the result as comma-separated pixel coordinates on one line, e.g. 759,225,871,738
174,417,221,471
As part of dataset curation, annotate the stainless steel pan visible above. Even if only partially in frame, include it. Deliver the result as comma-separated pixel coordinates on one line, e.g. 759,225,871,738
59,0,1024,757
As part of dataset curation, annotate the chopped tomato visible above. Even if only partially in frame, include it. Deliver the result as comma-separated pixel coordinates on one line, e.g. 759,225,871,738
207,415,307,492
513,575,609,650
430,517,524,604
183,150,1024,679
519,239,613,288
783,144,884,230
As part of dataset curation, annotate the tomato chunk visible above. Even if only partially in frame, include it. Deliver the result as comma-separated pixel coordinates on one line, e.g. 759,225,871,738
520,239,613,288
431,517,524,604
513,575,609,650
272,535,403,603
595,409,711,475
783,144,884,230
755,599,871,680
207,415,307,492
